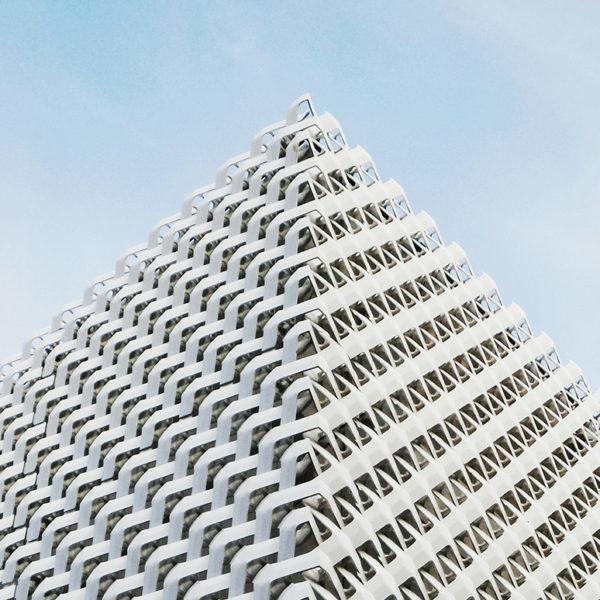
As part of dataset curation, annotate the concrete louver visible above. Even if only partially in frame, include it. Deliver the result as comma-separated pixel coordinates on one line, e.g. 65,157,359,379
1,95,600,600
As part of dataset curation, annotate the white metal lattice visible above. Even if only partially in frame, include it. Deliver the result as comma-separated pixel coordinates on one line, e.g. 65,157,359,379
1,96,600,600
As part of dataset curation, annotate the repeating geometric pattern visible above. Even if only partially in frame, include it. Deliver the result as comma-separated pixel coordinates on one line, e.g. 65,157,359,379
1,95,600,600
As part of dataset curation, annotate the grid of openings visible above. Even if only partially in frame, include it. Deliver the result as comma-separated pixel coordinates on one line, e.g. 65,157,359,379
0,96,600,600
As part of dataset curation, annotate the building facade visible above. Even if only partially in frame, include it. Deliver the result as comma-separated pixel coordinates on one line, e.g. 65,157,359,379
1,96,600,600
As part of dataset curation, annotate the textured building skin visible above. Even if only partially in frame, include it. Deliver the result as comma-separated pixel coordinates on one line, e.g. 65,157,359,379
1,96,600,600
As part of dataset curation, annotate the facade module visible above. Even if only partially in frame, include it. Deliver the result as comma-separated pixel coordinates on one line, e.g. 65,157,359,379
2,96,600,600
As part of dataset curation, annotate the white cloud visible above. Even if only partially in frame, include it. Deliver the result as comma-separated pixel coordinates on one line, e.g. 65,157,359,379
441,0,600,134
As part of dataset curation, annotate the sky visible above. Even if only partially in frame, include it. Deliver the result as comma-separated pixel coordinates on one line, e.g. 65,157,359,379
1,1,600,388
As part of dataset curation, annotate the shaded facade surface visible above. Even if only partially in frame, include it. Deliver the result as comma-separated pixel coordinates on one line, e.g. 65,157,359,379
1,96,600,600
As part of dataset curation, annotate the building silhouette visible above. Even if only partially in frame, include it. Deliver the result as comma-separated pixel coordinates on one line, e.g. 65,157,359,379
1,96,600,600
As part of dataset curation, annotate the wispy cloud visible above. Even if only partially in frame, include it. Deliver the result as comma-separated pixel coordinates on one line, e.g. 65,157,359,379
441,0,600,134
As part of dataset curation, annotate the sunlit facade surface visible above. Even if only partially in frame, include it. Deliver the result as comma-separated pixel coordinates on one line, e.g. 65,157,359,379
1,96,600,600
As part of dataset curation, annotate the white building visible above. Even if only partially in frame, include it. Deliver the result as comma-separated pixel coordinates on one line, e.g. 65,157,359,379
1,96,600,600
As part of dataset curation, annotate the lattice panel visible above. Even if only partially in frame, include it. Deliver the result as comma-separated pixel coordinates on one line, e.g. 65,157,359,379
1,96,600,600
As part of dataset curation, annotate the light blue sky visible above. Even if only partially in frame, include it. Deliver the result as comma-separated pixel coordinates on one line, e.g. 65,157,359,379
1,1,600,388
